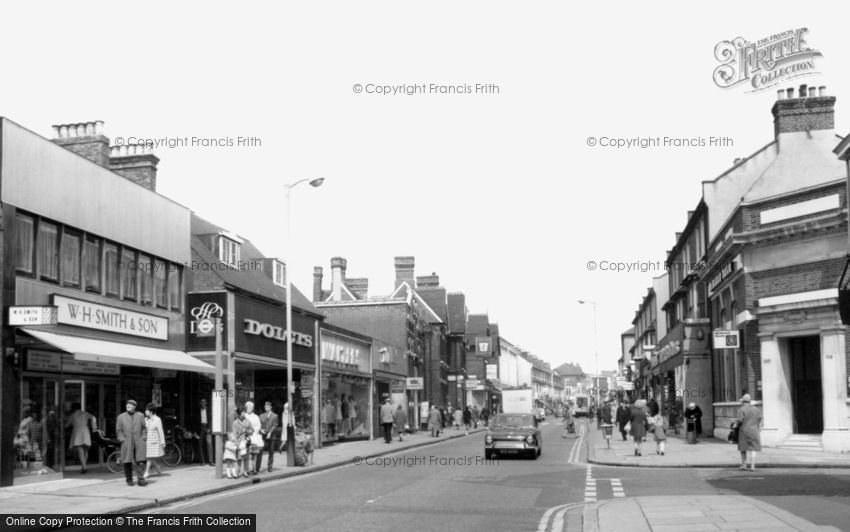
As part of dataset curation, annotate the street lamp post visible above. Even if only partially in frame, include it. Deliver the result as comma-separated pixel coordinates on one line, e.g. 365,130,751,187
284,177,324,467
578,300,599,379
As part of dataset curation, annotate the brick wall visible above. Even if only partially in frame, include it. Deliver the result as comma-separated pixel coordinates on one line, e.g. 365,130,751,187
751,258,846,300
319,304,408,348
742,182,845,232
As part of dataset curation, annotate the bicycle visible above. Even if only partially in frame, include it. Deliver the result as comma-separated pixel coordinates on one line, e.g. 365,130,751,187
161,424,196,466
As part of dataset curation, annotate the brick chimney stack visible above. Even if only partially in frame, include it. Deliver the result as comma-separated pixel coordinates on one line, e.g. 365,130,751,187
51,121,110,167
772,84,834,138
394,256,415,289
416,272,440,288
347,278,369,299
330,257,347,301
313,266,324,302
109,143,160,191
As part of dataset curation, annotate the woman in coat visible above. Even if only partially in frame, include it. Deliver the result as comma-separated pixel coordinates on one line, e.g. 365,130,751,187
629,399,648,456
393,404,407,442
244,401,263,474
453,408,463,430
651,412,667,455
230,407,252,477
428,406,442,437
65,402,96,473
737,394,762,470
462,407,473,430
116,399,147,486
143,403,165,479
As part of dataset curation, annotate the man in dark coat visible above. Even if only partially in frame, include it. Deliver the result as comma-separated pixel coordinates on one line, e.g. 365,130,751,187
616,401,631,441
684,402,703,438
258,401,280,472
116,399,147,486
647,397,660,417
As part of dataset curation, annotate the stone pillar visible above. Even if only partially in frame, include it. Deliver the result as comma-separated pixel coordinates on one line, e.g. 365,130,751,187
759,333,793,447
820,326,850,452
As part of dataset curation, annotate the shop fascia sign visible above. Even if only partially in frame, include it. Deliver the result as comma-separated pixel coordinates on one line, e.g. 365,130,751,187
713,329,740,349
708,255,739,294
52,295,168,340
656,341,681,362
243,319,313,347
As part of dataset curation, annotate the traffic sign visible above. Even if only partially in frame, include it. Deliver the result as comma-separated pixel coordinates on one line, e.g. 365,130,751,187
197,318,215,337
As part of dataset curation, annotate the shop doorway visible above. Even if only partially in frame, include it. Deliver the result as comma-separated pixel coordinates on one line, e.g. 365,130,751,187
789,336,823,434
62,379,119,470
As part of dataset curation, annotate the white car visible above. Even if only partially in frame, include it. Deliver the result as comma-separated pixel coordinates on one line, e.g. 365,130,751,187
536,408,545,422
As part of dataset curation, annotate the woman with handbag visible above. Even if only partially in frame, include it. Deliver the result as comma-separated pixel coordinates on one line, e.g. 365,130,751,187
231,407,251,478
629,399,648,456
393,404,407,442
143,404,165,479
650,412,667,455
737,394,762,470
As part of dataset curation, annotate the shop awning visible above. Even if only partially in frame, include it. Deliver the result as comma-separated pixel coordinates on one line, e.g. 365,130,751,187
21,328,215,374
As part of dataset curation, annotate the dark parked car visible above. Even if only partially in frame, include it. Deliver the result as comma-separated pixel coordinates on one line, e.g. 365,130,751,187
484,413,542,460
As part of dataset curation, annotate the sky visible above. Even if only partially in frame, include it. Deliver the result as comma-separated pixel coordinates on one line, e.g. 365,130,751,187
1,1,847,376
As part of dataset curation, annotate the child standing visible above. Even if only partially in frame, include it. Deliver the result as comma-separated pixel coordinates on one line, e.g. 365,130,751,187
223,433,238,478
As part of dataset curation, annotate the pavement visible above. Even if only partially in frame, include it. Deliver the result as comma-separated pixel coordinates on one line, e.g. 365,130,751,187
584,421,850,468
0,425,486,516
584,495,841,532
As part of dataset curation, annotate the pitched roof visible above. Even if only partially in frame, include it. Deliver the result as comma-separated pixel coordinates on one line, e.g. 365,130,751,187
190,214,321,316
446,293,467,335
467,314,490,336
416,286,448,323
554,362,585,376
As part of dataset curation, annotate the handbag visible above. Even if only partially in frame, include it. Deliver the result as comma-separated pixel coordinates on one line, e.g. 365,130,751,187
728,422,740,443
624,421,631,434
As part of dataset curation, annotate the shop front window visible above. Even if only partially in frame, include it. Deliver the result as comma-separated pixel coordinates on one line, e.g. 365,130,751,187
84,236,101,292
122,248,137,301
138,254,153,305
104,242,120,297
16,376,60,480
15,213,35,274
61,231,81,287
154,259,167,308
37,221,60,282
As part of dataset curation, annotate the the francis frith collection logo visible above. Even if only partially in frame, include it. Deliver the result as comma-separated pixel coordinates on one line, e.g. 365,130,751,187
713,28,822,92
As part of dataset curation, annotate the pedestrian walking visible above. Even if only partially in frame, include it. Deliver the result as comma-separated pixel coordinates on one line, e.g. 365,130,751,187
683,402,703,441
65,402,96,474
243,401,264,474
143,404,165,479
258,401,280,472
472,405,480,428
428,406,442,437
116,399,147,487
440,407,448,430
737,394,762,470
463,406,472,430
562,407,575,437
393,404,407,442
629,399,648,456
616,401,631,441
650,412,666,455
453,408,463,430
602,402,612,425
647,396,660,417
480,406,490,427
380,398,395,443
